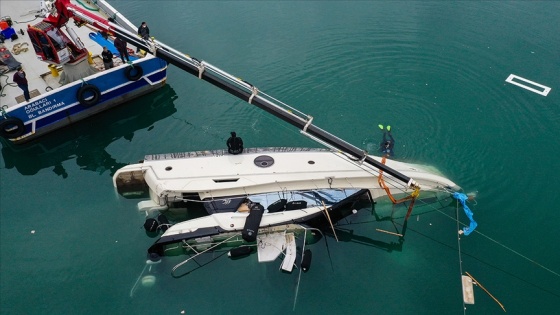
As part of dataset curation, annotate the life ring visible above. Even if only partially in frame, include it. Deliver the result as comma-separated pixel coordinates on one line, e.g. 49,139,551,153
0,117,25,139
124,65,143,81
77,84,101,107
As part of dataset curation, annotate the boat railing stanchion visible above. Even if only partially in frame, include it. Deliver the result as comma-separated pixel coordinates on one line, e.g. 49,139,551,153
171,233,241,277
129,258,161,297
293,225,325,311
293,225,307,311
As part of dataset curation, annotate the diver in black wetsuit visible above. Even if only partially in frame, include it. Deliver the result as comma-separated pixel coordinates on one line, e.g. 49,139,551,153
227,131,244,155
379,125,395,157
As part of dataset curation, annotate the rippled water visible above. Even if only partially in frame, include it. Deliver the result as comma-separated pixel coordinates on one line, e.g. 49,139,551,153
1,2,559,314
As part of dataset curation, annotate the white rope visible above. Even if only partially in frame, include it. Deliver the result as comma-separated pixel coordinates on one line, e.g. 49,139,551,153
198,62,206,79
302,116,313,132
248,86,258,104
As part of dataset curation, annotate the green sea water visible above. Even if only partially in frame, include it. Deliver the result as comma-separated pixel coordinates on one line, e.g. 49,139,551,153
1,1,559,314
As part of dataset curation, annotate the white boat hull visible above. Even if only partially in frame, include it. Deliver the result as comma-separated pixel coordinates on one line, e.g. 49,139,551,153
114,147,459,212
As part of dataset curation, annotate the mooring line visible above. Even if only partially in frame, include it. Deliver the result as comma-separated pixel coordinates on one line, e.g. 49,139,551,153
413,197,560,279
472,229,560,278
455,200,467,314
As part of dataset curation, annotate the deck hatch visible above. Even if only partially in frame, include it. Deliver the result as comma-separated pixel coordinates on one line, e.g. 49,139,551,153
254,155,274,168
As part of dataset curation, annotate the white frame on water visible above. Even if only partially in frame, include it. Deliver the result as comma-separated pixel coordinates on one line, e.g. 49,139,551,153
505,74,551,96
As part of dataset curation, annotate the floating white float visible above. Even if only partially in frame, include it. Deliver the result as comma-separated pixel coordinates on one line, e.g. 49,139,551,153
505,74,551,96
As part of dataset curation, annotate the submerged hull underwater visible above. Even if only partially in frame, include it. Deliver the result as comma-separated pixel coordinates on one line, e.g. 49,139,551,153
112,147,459,261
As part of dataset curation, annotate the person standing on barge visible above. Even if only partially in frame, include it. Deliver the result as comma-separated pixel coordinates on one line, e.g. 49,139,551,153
114,37,130,63
101,46,114,69
13,66,30,102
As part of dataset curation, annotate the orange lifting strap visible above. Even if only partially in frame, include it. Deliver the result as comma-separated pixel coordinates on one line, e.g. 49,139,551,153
377,156,420,220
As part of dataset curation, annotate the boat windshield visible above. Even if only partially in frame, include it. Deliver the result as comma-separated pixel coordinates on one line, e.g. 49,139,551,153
203,188,360,214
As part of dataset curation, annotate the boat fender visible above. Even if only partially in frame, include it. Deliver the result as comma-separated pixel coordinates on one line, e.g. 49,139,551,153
143,218,158,232
301,249,312,272
124,64,143,81
228,246,252,258
286,200,308,211
0,117,25,139
76,84,101,107
157,214,170,232
267,199,287,213
242,203,264,242
148,252,161,262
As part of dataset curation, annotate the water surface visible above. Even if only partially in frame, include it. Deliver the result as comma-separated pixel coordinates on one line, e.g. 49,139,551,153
1,1,559,314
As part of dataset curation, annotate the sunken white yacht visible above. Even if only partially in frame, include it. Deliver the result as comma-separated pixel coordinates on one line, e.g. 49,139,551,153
114,146,459,260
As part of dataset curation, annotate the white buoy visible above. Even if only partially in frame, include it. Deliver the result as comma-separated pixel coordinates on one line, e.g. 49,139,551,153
141,275,156,287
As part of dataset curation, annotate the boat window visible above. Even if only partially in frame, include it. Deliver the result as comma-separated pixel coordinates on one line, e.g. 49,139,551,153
46,28,67,49
204,197,246,214
213,178,239,183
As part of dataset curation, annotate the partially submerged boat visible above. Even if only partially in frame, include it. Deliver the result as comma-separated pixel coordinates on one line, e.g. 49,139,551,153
0,0,167,144
114,146,459,262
